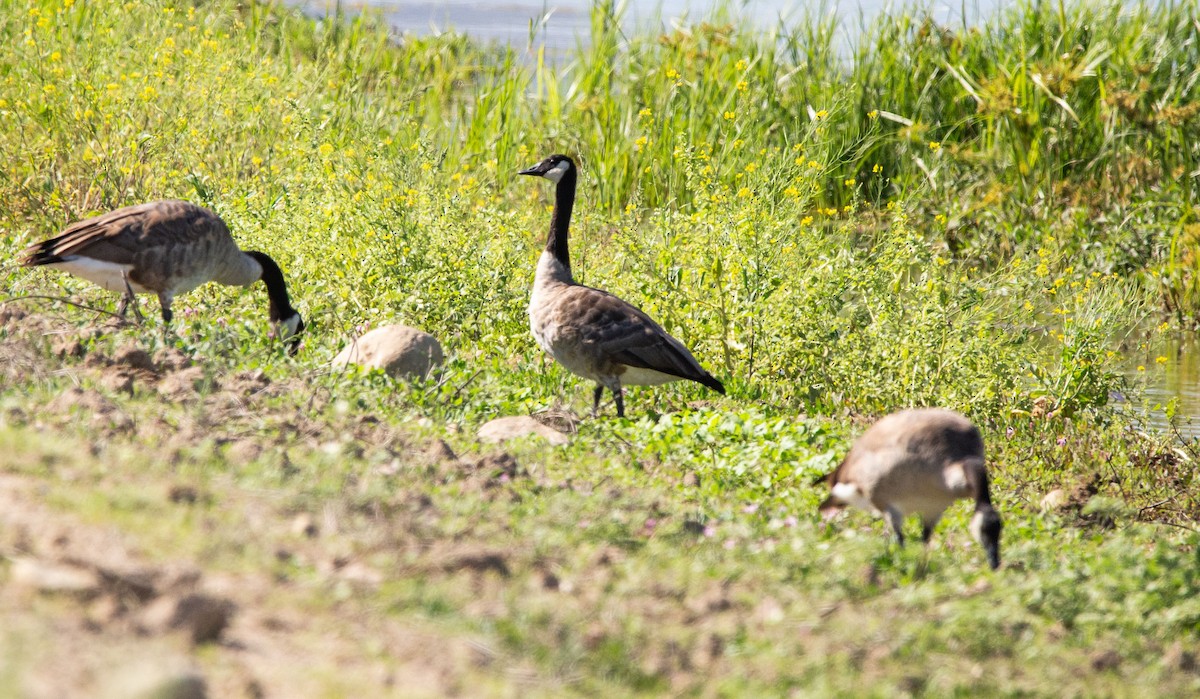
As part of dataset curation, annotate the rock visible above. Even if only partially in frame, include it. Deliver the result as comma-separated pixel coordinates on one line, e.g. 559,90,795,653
331,325,443,380
477,416,570,446
10,557,101,597
1039,488,1068,511
100,659,207,699
139,592,236,644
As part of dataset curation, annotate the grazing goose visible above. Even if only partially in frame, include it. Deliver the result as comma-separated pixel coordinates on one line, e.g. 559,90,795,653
19,199,304,354
814,408,1002,569
518,154,725,417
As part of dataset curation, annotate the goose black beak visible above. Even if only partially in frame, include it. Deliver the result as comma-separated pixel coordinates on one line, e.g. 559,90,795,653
517,165,542,177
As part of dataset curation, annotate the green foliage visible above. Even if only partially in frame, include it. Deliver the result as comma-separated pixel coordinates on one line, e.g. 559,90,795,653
0,0,1198,694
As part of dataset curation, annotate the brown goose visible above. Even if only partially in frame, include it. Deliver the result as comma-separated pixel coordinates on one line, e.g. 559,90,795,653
518,154,725,417
20,199,304,354
814,408,1002,569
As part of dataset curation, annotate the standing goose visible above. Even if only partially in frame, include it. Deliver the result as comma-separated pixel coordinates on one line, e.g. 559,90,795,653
518,154,725,417
814,408,1003,569
19,199,304,354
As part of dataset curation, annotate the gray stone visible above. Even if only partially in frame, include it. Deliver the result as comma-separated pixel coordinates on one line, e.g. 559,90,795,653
332,324,444,380
477,416,570,446
100,659,207,699
10,557,101,597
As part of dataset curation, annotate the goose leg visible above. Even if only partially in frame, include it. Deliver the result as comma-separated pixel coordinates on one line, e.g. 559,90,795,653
156,292,175,342
920,516,940,545
885,506,905,547
613,386,625,418
592,384,604,417
120,272,143,324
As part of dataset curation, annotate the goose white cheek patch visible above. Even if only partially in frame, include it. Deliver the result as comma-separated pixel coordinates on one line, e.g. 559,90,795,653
969,511,985,545
278,314,302,339
542,161,571,183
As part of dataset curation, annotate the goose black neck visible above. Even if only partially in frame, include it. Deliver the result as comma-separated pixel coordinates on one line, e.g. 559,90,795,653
545,167,577,269
246,251,297,322
965,458,994,509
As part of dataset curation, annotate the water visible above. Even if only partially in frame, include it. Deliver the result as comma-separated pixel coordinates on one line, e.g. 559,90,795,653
1129,333,1200,442
288,0,1001,57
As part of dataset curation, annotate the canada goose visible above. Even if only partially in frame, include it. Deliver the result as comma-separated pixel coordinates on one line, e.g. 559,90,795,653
19,199,304,354
518,154,725,417
814,408,1002,569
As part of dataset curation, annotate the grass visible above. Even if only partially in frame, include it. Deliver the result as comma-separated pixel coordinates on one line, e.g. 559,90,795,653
0,0,1199,695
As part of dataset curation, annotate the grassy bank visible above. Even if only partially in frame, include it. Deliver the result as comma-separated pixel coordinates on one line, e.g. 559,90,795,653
1,0,1199,695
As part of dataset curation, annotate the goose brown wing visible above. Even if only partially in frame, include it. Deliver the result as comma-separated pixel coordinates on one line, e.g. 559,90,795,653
20,200,224,267
573,286,725,393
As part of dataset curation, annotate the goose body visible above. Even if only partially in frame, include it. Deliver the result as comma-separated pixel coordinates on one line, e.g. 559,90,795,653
519,154,724,417
20,200,304,353
816,408,1002,569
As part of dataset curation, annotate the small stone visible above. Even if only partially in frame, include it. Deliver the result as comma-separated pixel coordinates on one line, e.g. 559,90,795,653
139,593,236,644
682,471,699,487
10,557,100,597
477,416,570,446
1040,488,1068,511
331,324,444,380
100,659,207,699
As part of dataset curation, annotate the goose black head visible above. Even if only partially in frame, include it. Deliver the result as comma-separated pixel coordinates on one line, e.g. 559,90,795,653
518,154,576,184
278,312,305,356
